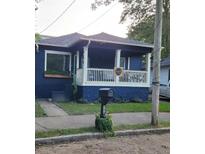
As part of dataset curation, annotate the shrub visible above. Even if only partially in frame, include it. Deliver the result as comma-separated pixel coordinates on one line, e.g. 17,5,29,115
95,114,113,133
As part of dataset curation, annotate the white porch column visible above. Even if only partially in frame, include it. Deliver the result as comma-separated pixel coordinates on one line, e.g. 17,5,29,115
76,50,79,69
146,53,151,86
115,49,121,83
83,47,88,83
127,57,130,70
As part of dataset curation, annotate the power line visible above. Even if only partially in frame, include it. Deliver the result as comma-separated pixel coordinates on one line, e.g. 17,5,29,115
40,0,76,33
78,3,118,33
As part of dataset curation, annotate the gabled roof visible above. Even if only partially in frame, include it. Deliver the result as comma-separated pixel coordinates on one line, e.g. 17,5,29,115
83,32,153,48
38,32,154,48
38,32,86,47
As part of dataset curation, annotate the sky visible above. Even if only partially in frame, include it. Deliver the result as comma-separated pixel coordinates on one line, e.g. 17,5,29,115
35,0,130,37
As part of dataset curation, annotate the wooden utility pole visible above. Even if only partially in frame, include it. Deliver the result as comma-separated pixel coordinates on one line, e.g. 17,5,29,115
151,0,163,126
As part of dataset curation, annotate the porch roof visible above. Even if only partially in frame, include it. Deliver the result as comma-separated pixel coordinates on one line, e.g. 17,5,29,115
38,32,154,49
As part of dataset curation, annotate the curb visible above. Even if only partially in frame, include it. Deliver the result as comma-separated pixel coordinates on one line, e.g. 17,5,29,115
36,127,170,145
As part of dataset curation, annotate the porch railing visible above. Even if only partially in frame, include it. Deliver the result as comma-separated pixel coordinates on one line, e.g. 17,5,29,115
77,68,148,86
87,68,114,82
119,70,147,83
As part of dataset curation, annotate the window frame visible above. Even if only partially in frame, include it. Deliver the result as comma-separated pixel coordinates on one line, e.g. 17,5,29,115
44,50,72,77
120,57,126,69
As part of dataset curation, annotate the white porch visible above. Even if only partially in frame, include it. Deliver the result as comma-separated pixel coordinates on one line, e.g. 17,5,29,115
75,45,151,87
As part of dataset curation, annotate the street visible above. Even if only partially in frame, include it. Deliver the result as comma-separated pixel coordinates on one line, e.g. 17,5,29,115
36,133,170,154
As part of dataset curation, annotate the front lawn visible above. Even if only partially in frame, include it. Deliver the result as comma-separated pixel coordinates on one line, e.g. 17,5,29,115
36,121,170,138
57,102,170,115
35,103,47,117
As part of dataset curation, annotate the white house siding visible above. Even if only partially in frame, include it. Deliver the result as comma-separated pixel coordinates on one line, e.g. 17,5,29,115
151,66,170,85
160,67,169,85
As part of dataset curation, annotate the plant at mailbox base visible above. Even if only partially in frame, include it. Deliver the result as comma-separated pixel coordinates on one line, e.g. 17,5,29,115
95,114,114,136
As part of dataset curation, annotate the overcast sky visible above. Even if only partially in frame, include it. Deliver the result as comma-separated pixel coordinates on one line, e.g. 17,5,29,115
35,0,130,37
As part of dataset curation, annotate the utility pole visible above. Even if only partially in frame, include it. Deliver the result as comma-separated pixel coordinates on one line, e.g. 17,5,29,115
151,0,163,126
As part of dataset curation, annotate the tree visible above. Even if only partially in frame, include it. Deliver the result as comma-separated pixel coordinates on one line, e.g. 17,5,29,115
35,0,43,11
91,0,170,58
35,33,41,42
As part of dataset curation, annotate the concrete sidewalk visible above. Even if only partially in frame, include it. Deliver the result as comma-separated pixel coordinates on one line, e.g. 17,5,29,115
39,101,68,117
35,112,170,132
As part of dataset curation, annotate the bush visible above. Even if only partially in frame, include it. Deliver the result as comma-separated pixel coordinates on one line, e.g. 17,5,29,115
95,114,113,133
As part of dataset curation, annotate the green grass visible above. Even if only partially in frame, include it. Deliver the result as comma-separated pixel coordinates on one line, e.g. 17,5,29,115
57,102,170,115
35,121,170,138
113,121,170,131
35,103,47,117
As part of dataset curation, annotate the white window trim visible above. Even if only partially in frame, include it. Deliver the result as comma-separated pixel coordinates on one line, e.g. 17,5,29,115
73,54,77,74
44,50,72,72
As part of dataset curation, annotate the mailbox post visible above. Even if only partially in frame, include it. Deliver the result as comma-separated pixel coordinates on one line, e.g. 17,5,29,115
99,88,113,118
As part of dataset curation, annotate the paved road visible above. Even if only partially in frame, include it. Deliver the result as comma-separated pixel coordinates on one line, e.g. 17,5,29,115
35,112,170,131
36,133,170,154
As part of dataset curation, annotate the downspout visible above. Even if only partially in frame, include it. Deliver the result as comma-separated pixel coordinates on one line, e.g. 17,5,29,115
35,43,39,52
85,40,91,48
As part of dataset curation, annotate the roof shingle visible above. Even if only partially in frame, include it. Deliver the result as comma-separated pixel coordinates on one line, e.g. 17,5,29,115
38,32,153,48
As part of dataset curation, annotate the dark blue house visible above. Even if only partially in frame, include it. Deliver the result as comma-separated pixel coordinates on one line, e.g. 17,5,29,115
35,32,153,102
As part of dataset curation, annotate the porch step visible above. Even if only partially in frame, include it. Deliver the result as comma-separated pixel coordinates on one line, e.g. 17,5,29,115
52,91,69,102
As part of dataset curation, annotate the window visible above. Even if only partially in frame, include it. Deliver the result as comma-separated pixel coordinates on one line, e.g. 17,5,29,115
120,57,126,69
45,50,71,77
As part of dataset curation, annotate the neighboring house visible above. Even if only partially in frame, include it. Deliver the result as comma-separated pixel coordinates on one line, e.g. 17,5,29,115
35,32,154,102
151,56,170,85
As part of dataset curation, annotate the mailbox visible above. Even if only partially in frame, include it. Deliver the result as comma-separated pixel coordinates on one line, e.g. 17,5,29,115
99,88,113,104
99,88,113,118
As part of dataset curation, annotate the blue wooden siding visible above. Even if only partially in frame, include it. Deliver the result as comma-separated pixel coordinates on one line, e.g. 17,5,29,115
35,46,73,99
79,47,144,70
130,57,143,70
77,86,149,102
88,48,115,68
35,44,148,101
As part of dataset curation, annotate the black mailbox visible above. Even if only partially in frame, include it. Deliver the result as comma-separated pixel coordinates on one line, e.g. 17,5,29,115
99,88,113,118
99,88,113,104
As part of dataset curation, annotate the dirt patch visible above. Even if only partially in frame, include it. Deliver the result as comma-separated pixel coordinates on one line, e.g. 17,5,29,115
36,133,170,154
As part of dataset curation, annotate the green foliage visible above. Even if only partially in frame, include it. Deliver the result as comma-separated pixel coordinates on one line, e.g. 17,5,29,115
57,102,170,115
128,16,154,44
35,103,47,117
36,127,98,138
91,0,170,58
36,121,170,138
35,33,41,42
128,14,170,58
95,114,114,135
45,70,68,76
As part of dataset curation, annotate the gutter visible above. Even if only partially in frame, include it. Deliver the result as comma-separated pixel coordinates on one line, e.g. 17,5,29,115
80,37,154,48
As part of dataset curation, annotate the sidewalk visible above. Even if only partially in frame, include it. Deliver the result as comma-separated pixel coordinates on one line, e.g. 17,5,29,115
39,101,68,117
36,112,170,132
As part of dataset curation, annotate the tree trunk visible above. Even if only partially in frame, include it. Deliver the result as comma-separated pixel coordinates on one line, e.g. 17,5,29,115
151,0,163,126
